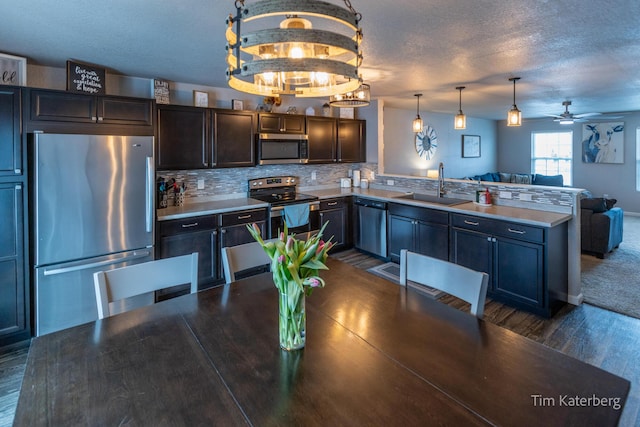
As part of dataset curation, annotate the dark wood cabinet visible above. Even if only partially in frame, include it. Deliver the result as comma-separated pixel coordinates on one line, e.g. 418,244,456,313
158,215,219,294
157,105,209,170
450,213,567,317
258,113,305,134
319,198,350,251
388,203,449,263
307,116,337,163
29,89,153,127
213,110,256,167
0,183,28,345
338,119,365,162
0,87,21,177
219,209,267,248
157,105,256,170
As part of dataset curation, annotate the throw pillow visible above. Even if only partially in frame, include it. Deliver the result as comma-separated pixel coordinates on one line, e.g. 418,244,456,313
499,172,512,182
533,174,564,187
605,198,617,210
581,198,607,213
510,173,532,184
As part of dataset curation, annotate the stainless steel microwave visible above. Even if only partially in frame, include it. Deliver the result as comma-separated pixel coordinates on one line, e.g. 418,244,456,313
257,133,309,165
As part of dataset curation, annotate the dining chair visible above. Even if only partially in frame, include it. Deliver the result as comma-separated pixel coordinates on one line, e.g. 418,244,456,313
399,249,489,318
94,252,199,319
221,241,271,284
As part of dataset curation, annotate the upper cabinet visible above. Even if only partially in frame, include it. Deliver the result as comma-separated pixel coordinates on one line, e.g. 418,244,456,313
307,116,337,163
157,105,209,170
338,119,366,162
156,104,256,170
213,110,256,168
258,113,305,134
27,89,153,132
0,87,21,176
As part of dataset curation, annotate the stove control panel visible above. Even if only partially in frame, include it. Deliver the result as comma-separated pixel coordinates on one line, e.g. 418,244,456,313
249,176,297,188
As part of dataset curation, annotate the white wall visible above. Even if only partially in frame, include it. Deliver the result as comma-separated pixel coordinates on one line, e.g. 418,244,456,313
380,107,498,179
497,115,640,213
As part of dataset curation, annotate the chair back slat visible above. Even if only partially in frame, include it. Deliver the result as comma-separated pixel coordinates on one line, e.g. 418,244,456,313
94,253,198,319
399,249,489,318
221,241,271,284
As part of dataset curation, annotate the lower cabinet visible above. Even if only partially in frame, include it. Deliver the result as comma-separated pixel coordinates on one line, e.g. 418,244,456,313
0,183,29,345
450,213,567,317
387,203,449,263
157,207,268,297
157,215,219,299
319,198,351,251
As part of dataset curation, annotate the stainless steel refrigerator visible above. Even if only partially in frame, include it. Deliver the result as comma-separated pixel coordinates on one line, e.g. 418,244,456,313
33,133,155,335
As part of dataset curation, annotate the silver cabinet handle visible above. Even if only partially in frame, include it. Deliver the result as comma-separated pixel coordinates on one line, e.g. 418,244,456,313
238,214,252,220
327,201,338,206
508,228,526,234
464,220,479,226
181,223,199,228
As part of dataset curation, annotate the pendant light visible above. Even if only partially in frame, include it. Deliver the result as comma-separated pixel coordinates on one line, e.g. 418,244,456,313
454,86,466,130
225,0,363,98
329,79,371,107
507,77,522,127
413,93,423,133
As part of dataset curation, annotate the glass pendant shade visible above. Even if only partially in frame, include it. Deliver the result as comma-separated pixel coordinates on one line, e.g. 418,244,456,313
413,116,424,133
506,77,522,127
330,81,370,107
226,0,363,98
454,86,466,129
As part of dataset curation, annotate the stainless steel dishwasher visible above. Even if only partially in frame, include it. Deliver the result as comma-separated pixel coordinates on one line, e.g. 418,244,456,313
354,197,387,258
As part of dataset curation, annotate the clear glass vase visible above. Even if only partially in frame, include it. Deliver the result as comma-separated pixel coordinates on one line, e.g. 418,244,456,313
279,286,306,351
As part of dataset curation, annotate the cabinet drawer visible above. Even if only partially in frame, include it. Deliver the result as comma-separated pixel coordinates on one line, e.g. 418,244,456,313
220,208,267,226
451,213,543,243
159,215,217,236
320,198,346,210
389,203,448,225
492,221,544,244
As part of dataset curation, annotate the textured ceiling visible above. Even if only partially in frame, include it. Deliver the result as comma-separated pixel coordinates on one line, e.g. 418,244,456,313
2,0,640,120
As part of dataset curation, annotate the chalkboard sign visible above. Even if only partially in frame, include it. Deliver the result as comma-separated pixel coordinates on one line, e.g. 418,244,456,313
66,60,106,95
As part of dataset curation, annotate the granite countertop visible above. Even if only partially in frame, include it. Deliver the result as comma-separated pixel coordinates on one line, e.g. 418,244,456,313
157,187,572,228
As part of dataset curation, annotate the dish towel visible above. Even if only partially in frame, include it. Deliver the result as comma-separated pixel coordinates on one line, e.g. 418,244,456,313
284,203,310,228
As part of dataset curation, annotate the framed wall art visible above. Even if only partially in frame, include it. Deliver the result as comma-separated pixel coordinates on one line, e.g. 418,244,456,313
582,122,624,164
66,60,106,95
0,52,27,86
193,90,209,107
462,134,481,158
232,99,244,110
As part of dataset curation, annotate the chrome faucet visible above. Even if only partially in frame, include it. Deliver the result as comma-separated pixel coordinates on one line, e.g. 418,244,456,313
437,162,445,198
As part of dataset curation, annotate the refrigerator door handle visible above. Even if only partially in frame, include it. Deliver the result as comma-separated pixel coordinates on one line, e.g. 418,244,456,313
43,250,152,276
146,156,154,233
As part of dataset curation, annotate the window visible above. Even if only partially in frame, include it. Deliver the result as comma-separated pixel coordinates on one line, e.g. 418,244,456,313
531,131,573,186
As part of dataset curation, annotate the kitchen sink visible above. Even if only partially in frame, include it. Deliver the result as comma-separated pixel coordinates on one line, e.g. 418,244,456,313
394,193,468,206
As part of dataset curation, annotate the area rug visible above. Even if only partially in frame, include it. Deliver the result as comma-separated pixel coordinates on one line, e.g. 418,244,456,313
581,215,640,319
367,262,443,298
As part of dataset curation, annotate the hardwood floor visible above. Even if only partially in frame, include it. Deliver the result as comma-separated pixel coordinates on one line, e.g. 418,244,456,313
2,249,639,426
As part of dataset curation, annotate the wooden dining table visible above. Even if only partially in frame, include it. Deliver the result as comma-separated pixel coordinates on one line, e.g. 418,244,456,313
15,258,629,426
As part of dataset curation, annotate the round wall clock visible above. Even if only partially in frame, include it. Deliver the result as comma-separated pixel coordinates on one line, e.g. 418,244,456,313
415,125,438,159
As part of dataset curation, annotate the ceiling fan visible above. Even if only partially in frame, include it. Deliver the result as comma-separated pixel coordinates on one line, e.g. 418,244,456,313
546,101,622,125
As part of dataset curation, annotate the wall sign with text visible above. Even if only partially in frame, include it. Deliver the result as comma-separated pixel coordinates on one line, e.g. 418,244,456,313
0,52,27,86
66,60,106,95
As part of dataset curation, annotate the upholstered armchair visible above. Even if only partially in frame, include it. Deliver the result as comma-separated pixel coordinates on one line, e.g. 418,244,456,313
580,197,623,258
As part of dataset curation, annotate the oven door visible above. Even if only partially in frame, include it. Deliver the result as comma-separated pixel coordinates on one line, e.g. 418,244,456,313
269,202,320,238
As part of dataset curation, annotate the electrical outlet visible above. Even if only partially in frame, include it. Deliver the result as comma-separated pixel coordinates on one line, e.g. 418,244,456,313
197,179,205,190
499,191,512,199
519,193,532,201
386,179,395,186
311,171,317,180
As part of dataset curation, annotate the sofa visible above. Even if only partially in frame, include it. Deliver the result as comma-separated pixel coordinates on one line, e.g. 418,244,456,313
580,196,623,258
468,172,564,187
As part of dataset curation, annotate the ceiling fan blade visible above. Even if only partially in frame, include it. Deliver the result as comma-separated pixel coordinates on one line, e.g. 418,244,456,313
545,114,565,119
574,112,601,118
